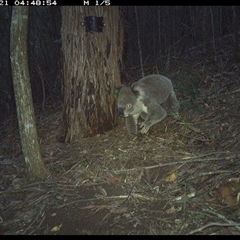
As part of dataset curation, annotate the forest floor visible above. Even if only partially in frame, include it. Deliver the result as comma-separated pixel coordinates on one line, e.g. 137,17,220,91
1,42,240,234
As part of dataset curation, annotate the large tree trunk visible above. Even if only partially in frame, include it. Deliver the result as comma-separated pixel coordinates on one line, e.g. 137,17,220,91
10,6,49,180
61,6,123,142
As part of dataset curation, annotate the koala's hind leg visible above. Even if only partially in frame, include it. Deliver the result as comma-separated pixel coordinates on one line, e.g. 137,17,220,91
125,114,139,135
139,105,166,134
168,91,180,116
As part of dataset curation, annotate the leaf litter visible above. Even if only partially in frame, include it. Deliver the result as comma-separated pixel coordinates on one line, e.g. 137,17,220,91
1,50,240,235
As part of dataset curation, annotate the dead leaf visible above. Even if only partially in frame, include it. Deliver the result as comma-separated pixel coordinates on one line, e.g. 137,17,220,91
166,205,176,214
220,186,237,206
110,207,128,214
104,149,113,154
220,123,228,131
51,223,62,232
165,172,177,183
186,165,197,174
237,192,240,203
98,186,107,196
108,175,116,185
144,168,151,182
187,125,201,133
80,205,98,209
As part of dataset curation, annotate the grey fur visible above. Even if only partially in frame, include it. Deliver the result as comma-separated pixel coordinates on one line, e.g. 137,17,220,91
115,74,180,135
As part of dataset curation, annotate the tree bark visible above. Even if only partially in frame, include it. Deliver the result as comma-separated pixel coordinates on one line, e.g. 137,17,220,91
61,6,123,142
10,6,49,180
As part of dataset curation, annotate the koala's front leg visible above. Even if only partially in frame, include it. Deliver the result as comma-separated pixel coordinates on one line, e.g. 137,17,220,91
168,91,180,116
125,114,139,135
139,105,166,134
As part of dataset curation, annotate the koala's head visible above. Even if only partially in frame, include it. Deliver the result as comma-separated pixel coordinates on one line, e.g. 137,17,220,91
115,83,143,117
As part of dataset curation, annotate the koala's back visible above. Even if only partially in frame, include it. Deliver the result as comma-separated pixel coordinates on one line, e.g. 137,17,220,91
135,74,174,104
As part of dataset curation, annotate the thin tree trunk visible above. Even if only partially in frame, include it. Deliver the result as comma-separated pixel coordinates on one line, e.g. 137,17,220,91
209,6,216,60
202,6,210,55
10,6,49,180
232,6,239,62
135,6,144,77
157,6,161,55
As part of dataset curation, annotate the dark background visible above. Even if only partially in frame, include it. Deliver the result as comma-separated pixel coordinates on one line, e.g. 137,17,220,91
0,6,239,122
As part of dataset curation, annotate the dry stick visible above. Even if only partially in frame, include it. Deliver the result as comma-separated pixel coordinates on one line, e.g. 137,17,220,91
179,134,213,142
187,222,240,235
186,169,233,180
113,155,239,173
56,194,158,209
202,208,240,232
21,204,46,234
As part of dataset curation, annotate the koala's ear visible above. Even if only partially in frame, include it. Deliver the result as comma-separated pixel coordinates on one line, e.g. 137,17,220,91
131,82,142,94
114,83,125,97
115,83,125,91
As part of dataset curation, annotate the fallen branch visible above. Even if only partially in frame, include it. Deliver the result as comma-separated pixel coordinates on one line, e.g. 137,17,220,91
113,154,240,173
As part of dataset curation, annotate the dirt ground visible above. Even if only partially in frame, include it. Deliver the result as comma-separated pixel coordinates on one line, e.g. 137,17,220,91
1,53,240,234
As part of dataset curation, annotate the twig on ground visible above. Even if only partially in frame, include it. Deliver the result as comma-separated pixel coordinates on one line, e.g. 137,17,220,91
22,204,46,234
113,155,239,173
203,208,240,231
187,222,240,235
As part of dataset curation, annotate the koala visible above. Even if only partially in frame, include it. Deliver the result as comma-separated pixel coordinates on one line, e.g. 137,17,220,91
115,74,180,135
